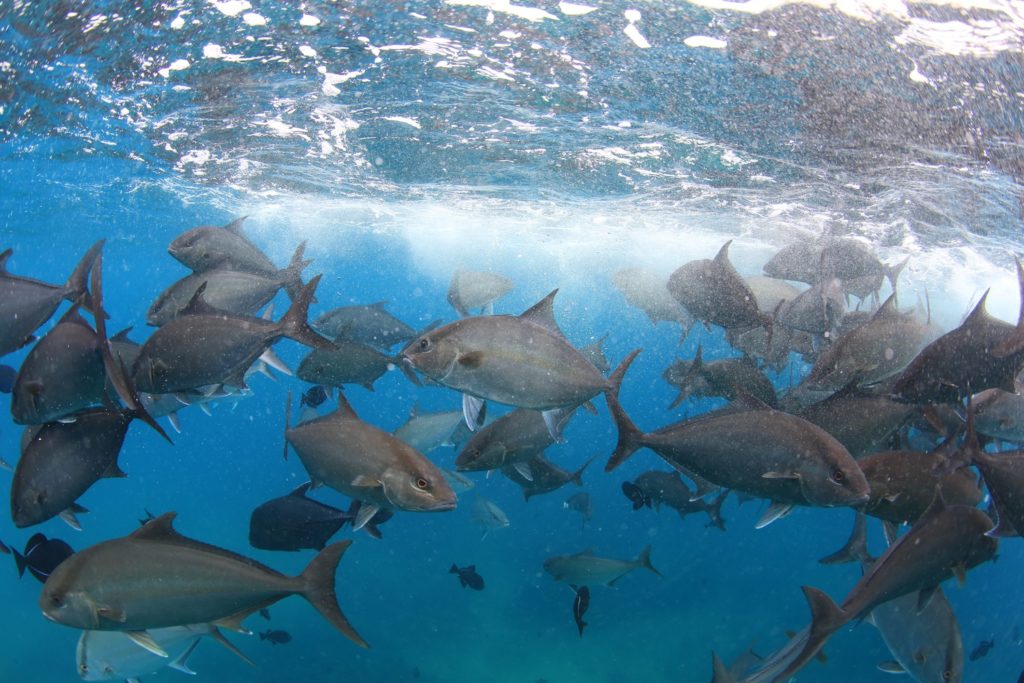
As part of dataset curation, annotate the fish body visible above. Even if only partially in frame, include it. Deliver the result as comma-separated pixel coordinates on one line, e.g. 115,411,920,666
966,444,1024,537
471,495,510,537
401,291,609,411
858,450,982,525
298,337,395,390
393,404,464,453
41,512,366,647
777,277,845,336
259,629,293,645
744,276,802,314
10,308,107,425
795,385,917,457
611,267,693,335
0,241,102,357
871,586,963,683
449,564,485,590
564,492,593,522
249,483,348,551
313,302,417,349
667,241,768,332
573,585,590,637
286,393,456,514
168,217,282,280
13,533,74,583
663,346,776,409
630,470,726,529
972,388,1024,442
544,545,660,587
132,276,328,394
968,639,994,662
76,623,221,681
502,454,591,500
447,269,514,316
11,408,135,528
456,407,572,472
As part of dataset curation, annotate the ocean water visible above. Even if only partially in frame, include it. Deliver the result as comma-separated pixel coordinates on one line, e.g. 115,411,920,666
2,1,1024,682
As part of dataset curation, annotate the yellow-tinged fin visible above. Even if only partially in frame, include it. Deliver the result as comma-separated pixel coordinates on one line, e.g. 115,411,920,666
125,631,168,658
300,540,368,648
208,626,255,666
213,612,254,635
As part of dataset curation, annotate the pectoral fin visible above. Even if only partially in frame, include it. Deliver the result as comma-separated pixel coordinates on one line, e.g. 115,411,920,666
353,503,381,531
512,461,534,482
126,630,168,658
351,475,381,488
762,471,800,480
167,638,200,674
755,502,794,529
462,394,486,432
877,660,905,674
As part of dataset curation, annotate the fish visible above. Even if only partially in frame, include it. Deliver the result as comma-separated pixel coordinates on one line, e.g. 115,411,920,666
622,481,648,510
393,403,465,454
297,337,397,390
132,275,331,394
0,240,103,357
147,242,309,326
12,533,74,583
564,491,593,523
339,499,394,540
259,629,293,645
543,545,661,587
401,290,627,428
502,454,592,501
471,495,510,539
248,483,349,552
449,564,485,590
456,407,575,474
77,623,252,682
313,301,419,349
572,585,590,637
138,509,156,526
764,497,997,683
764,237,905,300
0,364,15,392
41,512,367,648
968,638,994,662
611,267,693,341
892,263,1024,404
803,294,939,392
794,382,918,457
285,391,457,520
628,471,727,530
606,352,870,512
663,345,776,409
447,269,514,317
872,587,963,683
301,384,331,409
776,276,845,337
961,428,1024,537
972,388,1024,443
667,241,771,333
259,608,271,620
744,276,803,314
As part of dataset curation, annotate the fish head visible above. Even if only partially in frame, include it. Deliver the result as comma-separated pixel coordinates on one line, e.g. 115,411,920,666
40,571,98,629
797,445,871,508
131,355,173,395
380,464,458,513
399,325,460,382
168,229,222,271
454,439,505,472
75,632,115,682
11,481,49,529
940,629,964,683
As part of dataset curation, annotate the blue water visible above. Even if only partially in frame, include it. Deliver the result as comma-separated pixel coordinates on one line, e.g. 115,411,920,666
3,1,1024,681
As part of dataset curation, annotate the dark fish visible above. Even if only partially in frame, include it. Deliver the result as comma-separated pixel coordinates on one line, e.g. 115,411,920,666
572,585,590,637
872,585,963,683
0,240,103,357
450,564,485,590
41,512,367,648
968,639,994,662
667,241,771,333
138,509,156,526
301,385,330,408
963,436,1024,537
795,383,918,458
260,608,271,620
0,364,15,392
629,471,727,530
777,276,845,337
132,276,330,394
12,533,74,583
892,263,1024,404
313,301,418,349
621,481,649,510
502,454,592,501
456,407,574,474
564,492,593,522
297,337,397,391
249,483,349,552
765,497,997,683
259,629,292,645
663,345,776,409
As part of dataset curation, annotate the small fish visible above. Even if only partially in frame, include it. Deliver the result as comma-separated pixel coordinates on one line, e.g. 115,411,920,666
969,639,994,661
12,533,75,583
472,496,510,539
450,564,485,590
544,546,661,587
259,629,292,645
301,385,331,408
572,585,590,637
137,509,156,527
564,492,594,523
0,364,15,393
621,481,649,510
259,608,271,621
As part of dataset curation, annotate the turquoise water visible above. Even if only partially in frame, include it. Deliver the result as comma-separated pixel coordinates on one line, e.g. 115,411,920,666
2,2,1024,682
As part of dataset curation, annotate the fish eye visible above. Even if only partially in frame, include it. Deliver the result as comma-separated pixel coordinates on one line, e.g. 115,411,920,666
49,593,63,607
78,663,88,674
414,477,429,490
942,671,951,681
418,338,430,352
831,469,845,483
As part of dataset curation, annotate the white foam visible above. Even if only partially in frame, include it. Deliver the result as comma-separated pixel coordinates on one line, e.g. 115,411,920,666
559,2,597,15
242,12,267,26
446,0,559,22
684,35,728,49
300,14,321,27
210,0,251,17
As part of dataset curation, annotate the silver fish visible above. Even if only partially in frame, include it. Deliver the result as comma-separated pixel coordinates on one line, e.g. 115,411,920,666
543,545,661,586
393,404,465,454
471,495,510,538
313,301,418,349
447,269,514,316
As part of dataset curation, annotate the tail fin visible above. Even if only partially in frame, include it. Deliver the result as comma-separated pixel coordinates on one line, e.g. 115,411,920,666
635,544,662,577
773,586,847,682
887,257,909,297
710,652,737,683
604,349,645,471
818,511,873,565
279,274,332,349
994,256,1024,358
64,240,105,313
12,549,28,578
570,456,594,487
299,540,367,648
280,241,312,301
704,490,729,531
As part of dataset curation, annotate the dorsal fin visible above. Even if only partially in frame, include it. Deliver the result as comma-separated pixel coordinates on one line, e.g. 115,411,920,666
131,512,181,540
713,240,733,265
520,289,563,336
915,489,948,527
56,298,89,328
871,293,900,322
731,388,772,411
370,301,388,310
962,290,992,327
223,216,248,235
692,345,704,372
0,248,12,274
181,283,221,317
110,327,135,343
330,391,360,420
289,482,313,497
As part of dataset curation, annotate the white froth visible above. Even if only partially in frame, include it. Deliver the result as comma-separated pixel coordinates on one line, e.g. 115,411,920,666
300,14,321,27
211,0,251,17
382,116,422,129
242,12,267,26
446,0,559,22
684,35,728,49
559,2,597,15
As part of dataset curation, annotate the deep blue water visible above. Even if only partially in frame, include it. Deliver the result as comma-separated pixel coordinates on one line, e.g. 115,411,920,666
3,2,1024,682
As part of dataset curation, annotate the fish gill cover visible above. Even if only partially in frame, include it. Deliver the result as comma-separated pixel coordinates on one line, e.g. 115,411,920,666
1,1,1024,682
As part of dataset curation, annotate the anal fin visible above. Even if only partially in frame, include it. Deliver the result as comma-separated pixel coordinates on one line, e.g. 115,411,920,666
125,630,168,657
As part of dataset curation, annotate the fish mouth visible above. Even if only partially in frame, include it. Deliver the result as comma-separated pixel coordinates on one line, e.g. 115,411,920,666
399,357,422,387
41,610,57,623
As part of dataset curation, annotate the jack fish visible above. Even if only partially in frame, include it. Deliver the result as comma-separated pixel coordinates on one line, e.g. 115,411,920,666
667,241,770,333
447,269,514,317
41,512,367,648
313,301,418,349
543,545,661,586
